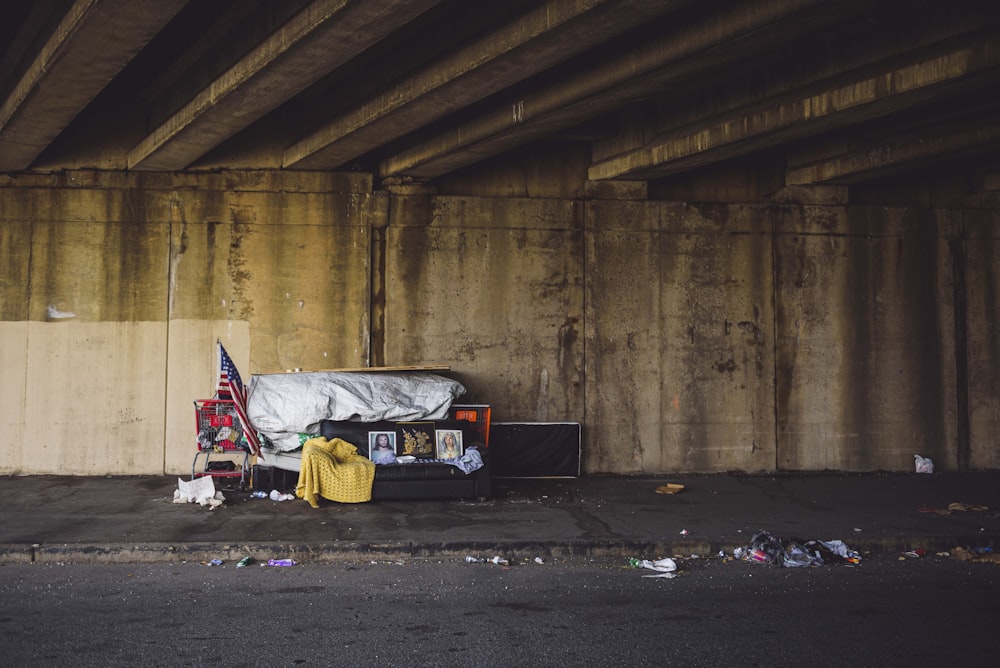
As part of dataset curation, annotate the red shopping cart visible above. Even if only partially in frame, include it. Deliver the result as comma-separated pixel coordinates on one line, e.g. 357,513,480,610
193,399,251,490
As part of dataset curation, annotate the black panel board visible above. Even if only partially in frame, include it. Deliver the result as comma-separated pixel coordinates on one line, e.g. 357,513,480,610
488,422,580,478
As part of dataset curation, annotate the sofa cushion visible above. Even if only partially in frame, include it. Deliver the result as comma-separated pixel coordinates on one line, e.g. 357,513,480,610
374,462,475,481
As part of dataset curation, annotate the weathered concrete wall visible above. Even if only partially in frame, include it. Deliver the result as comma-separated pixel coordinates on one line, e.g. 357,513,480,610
1,168,997,475
0,170,373,475
382,194,585,421
773,205,958,471
584,201,776,474
964,209,1000,470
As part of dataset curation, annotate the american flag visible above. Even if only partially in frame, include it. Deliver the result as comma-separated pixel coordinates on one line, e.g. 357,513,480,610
218,341,262,457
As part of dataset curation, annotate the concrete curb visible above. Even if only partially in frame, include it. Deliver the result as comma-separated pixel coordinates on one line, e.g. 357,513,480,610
2,532,993,565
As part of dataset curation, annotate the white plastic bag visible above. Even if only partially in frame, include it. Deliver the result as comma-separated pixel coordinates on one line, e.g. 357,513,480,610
631,557,678,578
914,454,934,474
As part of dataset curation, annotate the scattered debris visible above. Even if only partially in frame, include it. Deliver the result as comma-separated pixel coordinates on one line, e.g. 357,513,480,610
951,547,1000,564
735,530,861,567
236,556,254,568
267,558,296,567
918,502,990,516
464,555,509,565
269,490,295,502
914,454,934,473
947,502,990,512
679,529,690,535
206,559,223,566
534,557,544,564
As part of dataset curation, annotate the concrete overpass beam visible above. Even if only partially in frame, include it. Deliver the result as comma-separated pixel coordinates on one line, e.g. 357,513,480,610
786,118,1000,185
0,0,186,172
588,36,1000,181
127,0,442,171
283,0,687,170
378,0,834,179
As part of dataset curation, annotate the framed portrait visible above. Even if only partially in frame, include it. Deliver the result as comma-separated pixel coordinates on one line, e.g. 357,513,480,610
435,429,464,459
397,421,435,458
368,431,397,464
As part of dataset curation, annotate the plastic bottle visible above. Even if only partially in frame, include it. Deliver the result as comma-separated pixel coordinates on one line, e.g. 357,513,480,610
236,556,253,568
267,558,296,567
250,491,267,498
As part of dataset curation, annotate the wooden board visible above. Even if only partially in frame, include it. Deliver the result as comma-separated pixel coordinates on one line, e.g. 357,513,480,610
255,365,451,375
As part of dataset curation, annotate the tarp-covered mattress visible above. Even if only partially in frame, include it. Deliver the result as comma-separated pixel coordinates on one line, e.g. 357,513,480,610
247,371,465,451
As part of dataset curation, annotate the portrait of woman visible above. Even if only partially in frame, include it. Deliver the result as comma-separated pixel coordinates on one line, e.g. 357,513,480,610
436,430,463,459
368,431,397,464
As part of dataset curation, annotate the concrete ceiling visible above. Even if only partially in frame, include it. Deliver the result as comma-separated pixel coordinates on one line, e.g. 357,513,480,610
1,0,999,189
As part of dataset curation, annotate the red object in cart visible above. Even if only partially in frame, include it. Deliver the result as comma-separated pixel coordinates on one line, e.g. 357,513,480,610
193,399,251,490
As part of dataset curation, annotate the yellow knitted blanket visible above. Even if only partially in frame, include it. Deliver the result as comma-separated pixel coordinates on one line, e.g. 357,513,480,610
295,437,376,507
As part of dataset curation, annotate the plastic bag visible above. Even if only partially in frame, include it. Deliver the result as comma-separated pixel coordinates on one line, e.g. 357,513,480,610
628,557,678,578
749,530,785,566
914,454,934,473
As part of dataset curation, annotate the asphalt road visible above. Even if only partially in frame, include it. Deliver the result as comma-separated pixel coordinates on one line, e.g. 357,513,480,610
1,554,997,667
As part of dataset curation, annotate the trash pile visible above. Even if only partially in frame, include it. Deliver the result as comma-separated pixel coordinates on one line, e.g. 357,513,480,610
250,489,295,502
465,555,511,565
174,476,225,508
733,530,861,567
202,556,295,567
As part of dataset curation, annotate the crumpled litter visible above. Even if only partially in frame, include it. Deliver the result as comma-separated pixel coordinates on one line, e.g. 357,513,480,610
629,557,678,578
947,502,990,512
918,501,990,516
174,477,225,508
655,483,685,494
737,530,860,567
914,454,934,473
269,489,295,502
951,546,1000,564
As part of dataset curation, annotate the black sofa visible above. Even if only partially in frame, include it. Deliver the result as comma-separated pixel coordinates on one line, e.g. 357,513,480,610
319,419,491,500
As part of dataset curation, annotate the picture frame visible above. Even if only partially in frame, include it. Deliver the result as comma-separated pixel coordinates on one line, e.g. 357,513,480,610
397,421,435,458
435,429,464,459
368,431,397,464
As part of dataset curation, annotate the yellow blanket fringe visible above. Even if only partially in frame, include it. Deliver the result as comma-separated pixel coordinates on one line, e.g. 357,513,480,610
295,437,375,508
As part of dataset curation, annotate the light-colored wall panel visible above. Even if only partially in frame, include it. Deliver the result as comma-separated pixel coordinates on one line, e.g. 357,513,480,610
0,322,28,472
22,321,167,474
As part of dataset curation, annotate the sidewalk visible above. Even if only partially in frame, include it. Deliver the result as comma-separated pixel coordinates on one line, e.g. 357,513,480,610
0,471,998,564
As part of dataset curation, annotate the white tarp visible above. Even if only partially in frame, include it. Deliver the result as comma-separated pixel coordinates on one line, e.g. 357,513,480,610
247,371,466,451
